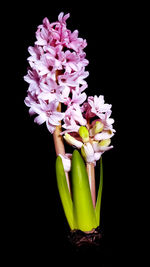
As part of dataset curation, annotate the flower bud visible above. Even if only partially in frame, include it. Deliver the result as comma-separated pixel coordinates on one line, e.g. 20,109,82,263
89,121,104,136
81,142,95,163
64,133,83,148
92,140,100,152
59,154,72,172
79,126,89,143
99,138,111,147
99,139,111,151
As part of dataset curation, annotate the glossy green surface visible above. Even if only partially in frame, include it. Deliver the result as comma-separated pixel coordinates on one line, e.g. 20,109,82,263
71,150,97,231
56,156,74,229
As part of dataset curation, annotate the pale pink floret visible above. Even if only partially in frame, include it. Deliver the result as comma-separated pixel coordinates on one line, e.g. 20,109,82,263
25,96,64,133
62,104,87,134
83,95,112,120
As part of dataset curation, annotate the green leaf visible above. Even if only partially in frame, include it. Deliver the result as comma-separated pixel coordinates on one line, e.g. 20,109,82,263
71,150,97,231
95,157,103,226
56,156,75,230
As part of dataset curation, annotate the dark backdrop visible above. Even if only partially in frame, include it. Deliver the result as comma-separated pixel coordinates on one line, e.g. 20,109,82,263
6,4,133,266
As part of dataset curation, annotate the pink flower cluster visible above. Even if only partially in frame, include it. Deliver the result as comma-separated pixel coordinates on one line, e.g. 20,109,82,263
81,95,115,164
24,12,88,133
24,12,115,168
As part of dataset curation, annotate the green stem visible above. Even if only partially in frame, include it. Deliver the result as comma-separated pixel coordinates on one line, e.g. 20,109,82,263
95,157,103,226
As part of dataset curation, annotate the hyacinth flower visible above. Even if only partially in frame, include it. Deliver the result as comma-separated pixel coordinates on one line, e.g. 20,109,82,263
24,12,115,237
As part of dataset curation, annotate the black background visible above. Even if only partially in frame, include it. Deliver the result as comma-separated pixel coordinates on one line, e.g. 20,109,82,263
4,3,136,266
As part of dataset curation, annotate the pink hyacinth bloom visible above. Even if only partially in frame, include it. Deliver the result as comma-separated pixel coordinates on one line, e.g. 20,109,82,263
24,12,89,134
57,69,89,88
68,90,87,106
83,95,112,120
25,97,64,133
89,95,111,115
62,104,87,133
55,85,70,105
27,45,44,64
101,110,115,131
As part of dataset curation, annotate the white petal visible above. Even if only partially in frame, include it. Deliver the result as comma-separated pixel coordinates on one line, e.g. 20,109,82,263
64,133,83,148
94,152,102,161
99,145,113,152
94,131,114,141
81,142,95,163
34,114,46,125
48,116,60,126
46,121,55,133
59,154,71,172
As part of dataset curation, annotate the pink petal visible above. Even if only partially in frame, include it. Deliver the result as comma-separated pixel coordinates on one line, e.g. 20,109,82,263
34,113,47,125
46,121,56,133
